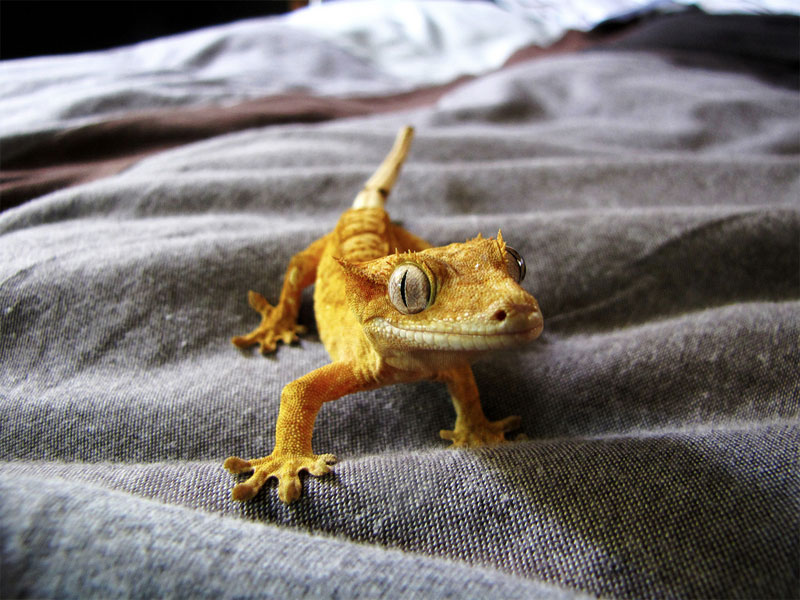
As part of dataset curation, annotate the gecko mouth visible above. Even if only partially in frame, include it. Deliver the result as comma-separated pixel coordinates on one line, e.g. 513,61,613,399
369,317,542,351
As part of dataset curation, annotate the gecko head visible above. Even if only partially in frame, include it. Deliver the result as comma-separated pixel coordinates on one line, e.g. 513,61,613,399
336,232,543,361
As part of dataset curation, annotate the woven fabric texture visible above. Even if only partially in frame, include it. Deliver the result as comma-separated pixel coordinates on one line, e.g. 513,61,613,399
1,34,798,599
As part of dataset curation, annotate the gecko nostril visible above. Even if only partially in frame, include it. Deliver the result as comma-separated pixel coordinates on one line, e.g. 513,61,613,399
493,310,507,322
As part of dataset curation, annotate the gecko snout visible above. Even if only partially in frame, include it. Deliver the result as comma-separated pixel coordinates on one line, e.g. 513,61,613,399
488,298,543,338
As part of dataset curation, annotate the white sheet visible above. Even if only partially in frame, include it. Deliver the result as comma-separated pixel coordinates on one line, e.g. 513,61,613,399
3,0,797,144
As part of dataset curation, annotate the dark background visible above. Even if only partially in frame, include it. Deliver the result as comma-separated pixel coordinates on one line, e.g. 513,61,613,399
1,1,292,59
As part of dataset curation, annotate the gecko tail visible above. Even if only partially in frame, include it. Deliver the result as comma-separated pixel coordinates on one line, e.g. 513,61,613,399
352,126,414,210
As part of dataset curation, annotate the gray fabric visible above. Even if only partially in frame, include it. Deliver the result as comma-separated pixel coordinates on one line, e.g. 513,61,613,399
1,48,798,598
2,473,578,599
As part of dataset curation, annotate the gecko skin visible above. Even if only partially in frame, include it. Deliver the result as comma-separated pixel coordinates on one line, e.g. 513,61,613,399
225,127,543,503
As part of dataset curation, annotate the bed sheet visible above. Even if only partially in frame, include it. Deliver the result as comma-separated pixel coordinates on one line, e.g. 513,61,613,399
1,9,798,600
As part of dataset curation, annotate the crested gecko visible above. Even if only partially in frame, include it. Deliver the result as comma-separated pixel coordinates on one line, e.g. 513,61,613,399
225,127,543,503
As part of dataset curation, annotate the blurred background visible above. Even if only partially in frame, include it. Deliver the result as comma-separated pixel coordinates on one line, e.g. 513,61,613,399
3,0,798,61
1,0,295,59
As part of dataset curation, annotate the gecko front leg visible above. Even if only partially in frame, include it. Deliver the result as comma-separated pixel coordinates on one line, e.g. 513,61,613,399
232,234,330,354
225,361,363,503
437,366,521,447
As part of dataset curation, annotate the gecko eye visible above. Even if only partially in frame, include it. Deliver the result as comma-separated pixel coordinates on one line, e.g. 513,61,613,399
388,264,431,314
505,246,526,283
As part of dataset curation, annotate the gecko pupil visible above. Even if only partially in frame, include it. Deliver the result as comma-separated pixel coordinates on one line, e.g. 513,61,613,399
400,269,408,307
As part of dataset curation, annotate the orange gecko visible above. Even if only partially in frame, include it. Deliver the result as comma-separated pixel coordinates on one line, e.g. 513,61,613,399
225,127,543,503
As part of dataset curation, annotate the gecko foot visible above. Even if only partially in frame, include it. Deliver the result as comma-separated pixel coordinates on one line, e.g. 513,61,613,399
231,291,307,354
223,452,336,503
440,415,522,448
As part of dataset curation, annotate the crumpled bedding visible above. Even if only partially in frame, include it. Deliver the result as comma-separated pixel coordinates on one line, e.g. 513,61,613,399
1,7,798,600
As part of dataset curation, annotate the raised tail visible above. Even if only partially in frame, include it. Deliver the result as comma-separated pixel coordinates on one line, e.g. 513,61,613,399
352,126,414,209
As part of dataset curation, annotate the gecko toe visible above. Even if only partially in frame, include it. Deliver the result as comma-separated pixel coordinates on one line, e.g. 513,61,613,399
224,456,253,474
259,339,278,354
494,415,522,433
306,454,336,476
231,335,255,349
247,291,274,314
278,474,303,504
232,482,258,501
439,429,456,443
